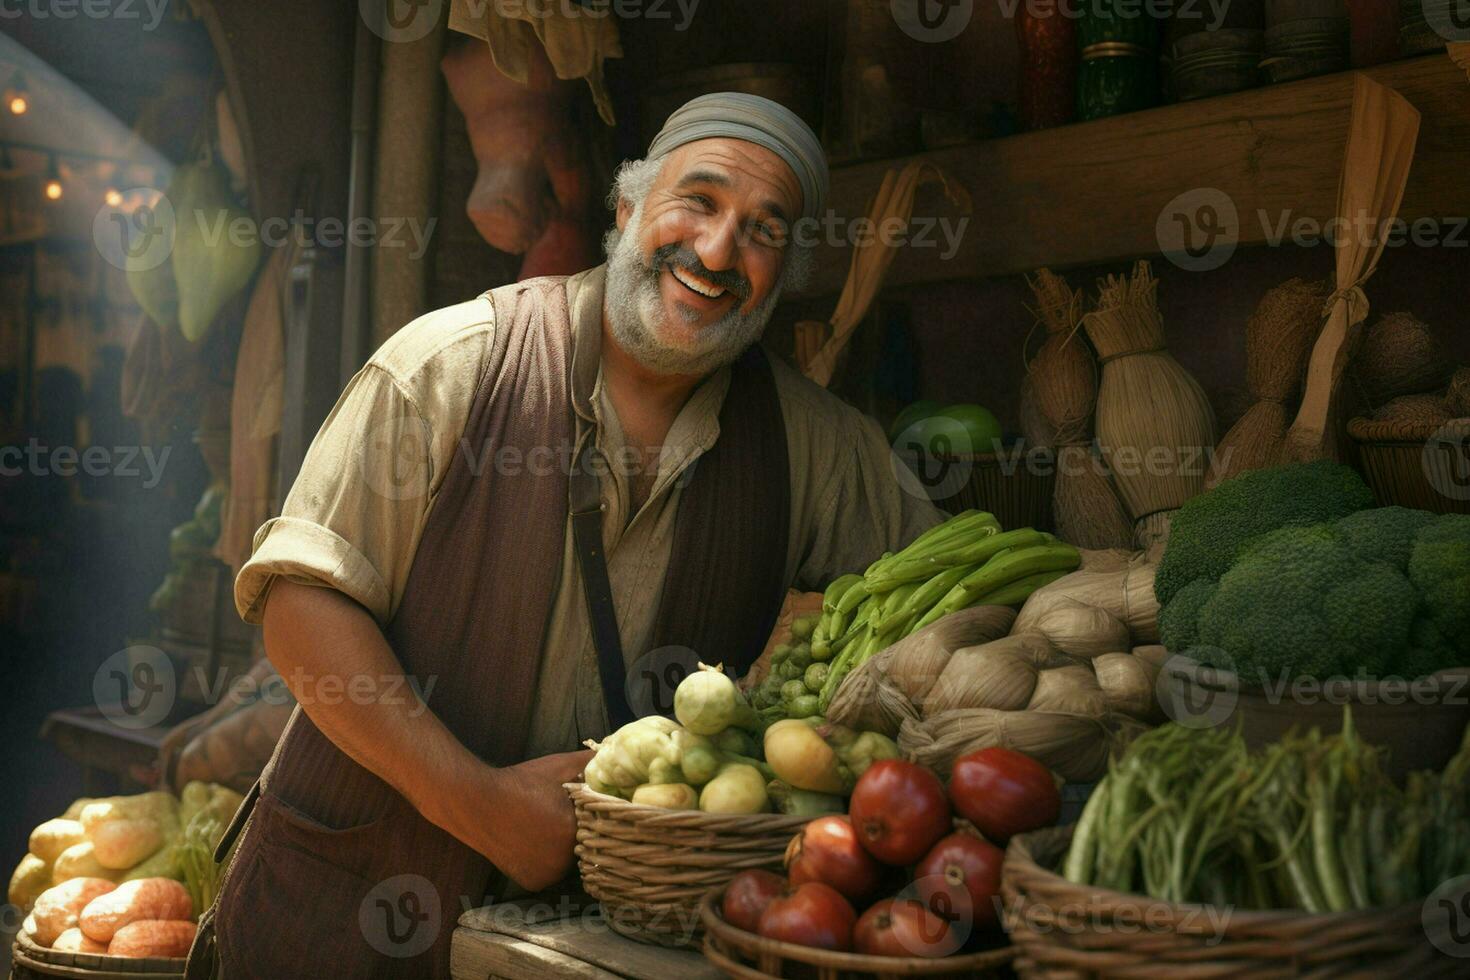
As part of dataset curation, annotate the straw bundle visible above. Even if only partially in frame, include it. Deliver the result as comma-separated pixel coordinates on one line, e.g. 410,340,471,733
1013,555,1160,644
824,605,1015,736
1206,278,1329,488
1026,598,1131,659
1352,312,1451,406
898,708,1124,783
1448,367,1470,417
925,632,1076,715
1092,652,1161,721
1083,261,1217,551
1018,376,1056,448
1026,664,1108,717
1025,269,1134,550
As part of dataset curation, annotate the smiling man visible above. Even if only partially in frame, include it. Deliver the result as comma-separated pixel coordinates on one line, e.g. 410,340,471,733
186,94,943,979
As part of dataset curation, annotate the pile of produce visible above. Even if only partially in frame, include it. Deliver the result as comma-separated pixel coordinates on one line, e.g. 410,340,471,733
749,611,829,721
1156,460,1470,681
718,750,1060,957
1064,710,1470,912
583,665,899,815
9,782,242,959
826,548,1164,784
807,509,1082,713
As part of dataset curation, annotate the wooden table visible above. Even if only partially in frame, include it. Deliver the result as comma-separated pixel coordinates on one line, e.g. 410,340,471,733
452,901,724,980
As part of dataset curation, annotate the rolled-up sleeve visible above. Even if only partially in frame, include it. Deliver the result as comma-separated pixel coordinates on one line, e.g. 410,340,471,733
235,298,495,627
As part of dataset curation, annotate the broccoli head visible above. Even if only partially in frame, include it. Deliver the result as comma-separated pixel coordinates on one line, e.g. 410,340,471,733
1155,460,1374,606
1193,524,1418,683
1407,513,1470,658
1332,505,1436,571
1158,577,1217,654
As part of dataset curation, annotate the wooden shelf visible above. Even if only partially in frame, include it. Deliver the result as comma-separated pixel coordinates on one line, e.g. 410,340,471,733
789,53,1470,299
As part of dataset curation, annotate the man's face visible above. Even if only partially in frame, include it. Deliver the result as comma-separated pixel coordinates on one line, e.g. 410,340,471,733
604,138,803,376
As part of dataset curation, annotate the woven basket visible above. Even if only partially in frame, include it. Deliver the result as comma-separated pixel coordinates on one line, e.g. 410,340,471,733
1002,825,1459,978
1347,416,1470,515
566,782,811,948
898,447,1057,532
698,888,1015,979
12,931,184,980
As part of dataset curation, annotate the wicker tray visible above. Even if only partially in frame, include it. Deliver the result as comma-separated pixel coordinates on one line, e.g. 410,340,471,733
1002,825,1458,978
698,888,1015,979
566,782,812,949
1347,416,1470,515
11,930,184,980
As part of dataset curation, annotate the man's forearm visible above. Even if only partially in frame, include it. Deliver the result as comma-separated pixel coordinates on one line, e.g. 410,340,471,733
260,580,498,849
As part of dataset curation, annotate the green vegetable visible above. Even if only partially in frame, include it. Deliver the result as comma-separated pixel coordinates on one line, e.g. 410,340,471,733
714,728,758,759
679,745,722,786
781,679,810,704
1063,708,1470,911
699,764,770,813
1155,460,1374,607
790,615,818,641
768,780,846,816
803,662,830,693
674,664,761,735
787,695,821,718
1171,510,1470,682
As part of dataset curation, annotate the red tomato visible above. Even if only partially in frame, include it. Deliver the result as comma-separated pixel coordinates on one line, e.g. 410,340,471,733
849,760,952,866
757,881,857,952
721,869,785,933
949,747,1060,843
915,831,1005,930
785,816,883,903
854,898,962,958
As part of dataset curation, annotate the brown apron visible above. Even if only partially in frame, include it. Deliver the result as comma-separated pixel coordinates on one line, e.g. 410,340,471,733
185,276,790,979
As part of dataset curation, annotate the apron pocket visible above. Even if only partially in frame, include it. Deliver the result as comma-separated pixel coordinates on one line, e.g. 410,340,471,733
215,791,408,979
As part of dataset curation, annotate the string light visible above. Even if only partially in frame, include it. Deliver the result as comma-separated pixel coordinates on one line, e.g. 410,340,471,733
5,72,27,115
44,155,62,201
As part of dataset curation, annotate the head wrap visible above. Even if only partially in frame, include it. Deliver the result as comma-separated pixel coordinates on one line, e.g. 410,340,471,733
645,92,829,223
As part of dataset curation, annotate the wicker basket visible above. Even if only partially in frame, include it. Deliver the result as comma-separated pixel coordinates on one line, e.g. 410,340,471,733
566,782,811,948
11,931,184,980
698,888,1015,979
1002,825,1459,978
1347,416,1470,515
897,447,1057,531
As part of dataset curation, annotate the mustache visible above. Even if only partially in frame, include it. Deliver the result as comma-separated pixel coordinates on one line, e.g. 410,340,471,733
649,243,752,300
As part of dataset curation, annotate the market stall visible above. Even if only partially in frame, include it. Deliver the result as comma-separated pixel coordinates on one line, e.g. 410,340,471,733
6,1,1470,978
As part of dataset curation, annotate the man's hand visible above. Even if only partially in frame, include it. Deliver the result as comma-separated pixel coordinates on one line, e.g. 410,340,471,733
473,750,594,893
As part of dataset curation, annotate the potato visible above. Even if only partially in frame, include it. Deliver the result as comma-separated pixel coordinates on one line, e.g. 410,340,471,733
30,877,117,947
52,841,118,885
80,878,193,943
28,819,85,864
91,818,165,870
8,853,53,913
52,927,108,953
108,919,197,959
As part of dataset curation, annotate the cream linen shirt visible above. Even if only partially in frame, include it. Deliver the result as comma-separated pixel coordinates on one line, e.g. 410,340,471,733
235,264,944,756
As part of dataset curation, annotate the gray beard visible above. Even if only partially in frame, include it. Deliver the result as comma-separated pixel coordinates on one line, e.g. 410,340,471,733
602,207,784,377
